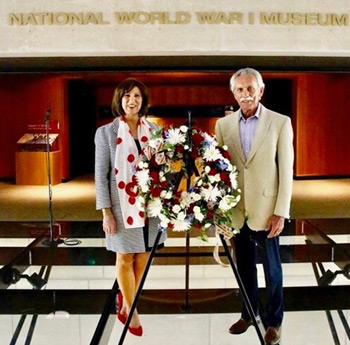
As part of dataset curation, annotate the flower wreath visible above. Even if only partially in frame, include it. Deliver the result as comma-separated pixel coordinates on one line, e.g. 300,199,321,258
133,125,241,241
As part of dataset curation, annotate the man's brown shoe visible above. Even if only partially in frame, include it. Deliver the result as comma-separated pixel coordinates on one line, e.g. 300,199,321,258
229,318,253,334
264,326,281,345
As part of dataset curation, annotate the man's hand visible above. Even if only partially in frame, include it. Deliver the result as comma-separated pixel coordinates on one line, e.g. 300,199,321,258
265,214,285,238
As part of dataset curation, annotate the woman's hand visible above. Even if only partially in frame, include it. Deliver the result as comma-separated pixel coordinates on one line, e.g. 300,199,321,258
103,213,118,235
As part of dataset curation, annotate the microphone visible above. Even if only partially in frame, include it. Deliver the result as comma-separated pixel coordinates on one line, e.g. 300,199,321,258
45,109,51,121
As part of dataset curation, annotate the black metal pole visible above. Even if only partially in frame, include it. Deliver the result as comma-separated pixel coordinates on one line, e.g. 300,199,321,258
44,109,54,243
183,230,190,310
118,228,163,345
90,279,120,345
219,234,265,344
183,111,192,310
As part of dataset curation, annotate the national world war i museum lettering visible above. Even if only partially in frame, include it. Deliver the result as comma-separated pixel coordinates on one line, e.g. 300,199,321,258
8,11,350,26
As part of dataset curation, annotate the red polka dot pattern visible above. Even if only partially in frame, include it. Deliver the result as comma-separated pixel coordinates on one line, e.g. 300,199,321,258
114,117,152,228
127,154,135,163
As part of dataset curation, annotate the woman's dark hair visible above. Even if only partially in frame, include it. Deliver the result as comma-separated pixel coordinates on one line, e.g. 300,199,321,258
111,78,149,117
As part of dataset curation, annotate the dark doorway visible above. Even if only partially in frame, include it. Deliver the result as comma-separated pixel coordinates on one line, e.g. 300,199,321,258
263,79,293,118
68,80,96,178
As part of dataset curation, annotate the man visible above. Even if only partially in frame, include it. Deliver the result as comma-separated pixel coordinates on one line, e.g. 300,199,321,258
215,68,294,345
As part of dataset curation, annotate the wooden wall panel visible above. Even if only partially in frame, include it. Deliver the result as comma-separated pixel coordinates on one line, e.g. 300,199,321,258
148,85,232,106
295,74,350,176
0,75,67,180
1,72,349,180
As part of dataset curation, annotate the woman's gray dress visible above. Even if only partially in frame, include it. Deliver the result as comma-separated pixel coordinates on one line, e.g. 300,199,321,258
94,118,166,253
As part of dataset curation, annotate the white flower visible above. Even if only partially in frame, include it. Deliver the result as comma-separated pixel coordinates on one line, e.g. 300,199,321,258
159,213,170,228
190,192,201,202
204,133,217,146
203,145,222,162
136,169,150,188
193,206,204,222
164,191,173,199
138,161,149,169
230,171,239,190
201,185,221,202
219,195,238,211
180,191,192,207
193,206,200,213
224,159,233,171
167,128,186,145
135,198,143,211
209,174,221,184
172,204,181,214
137,195,145,204
195,213,204,222
147,198,162,217
141,185,149,193
180,125,188,132
160,220,169,228
171,211,191,231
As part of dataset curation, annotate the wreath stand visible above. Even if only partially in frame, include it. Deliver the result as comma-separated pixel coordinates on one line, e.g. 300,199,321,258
117,112,265,345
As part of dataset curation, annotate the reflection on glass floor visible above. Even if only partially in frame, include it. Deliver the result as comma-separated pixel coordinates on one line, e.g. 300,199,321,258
0,219,350,345
1,311,350,345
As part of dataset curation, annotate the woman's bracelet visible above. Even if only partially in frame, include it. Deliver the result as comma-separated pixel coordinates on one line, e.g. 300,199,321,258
102,208,113,216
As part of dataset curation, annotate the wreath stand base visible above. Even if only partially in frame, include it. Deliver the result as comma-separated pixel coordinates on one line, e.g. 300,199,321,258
117,113,267,345
117,229,266,345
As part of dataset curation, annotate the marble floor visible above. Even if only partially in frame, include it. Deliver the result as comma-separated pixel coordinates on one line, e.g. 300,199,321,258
0,176,350,344
1,233,350,345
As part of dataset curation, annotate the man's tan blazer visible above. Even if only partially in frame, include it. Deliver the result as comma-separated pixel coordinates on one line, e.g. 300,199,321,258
215,105,294,231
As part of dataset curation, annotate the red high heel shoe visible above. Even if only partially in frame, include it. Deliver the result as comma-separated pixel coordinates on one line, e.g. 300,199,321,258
128,325,143,337
116,292,123,311
116,292,127,325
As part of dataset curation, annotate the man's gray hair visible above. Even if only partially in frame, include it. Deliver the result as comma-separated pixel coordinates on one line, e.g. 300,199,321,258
230,67,265,91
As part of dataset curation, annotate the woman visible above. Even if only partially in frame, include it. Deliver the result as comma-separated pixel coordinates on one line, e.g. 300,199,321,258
95,78,166,337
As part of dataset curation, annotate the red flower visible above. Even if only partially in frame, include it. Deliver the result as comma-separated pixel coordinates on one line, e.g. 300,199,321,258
220,171,230,185
150,170,160,184
149,155,160,167
190,149,200,159
221,149,231,160
207,209,214,218
192,133,203,147
176,145,184,154
150,186,162,198
187,204,195,214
